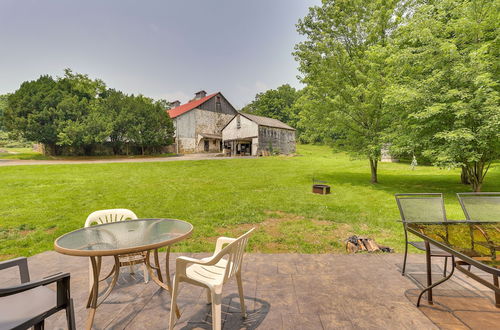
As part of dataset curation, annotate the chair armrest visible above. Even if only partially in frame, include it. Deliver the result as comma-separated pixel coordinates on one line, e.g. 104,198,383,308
214,237,236,254
0,272,70,298
176,256,214,267
175,255,222,278
0,257,30,283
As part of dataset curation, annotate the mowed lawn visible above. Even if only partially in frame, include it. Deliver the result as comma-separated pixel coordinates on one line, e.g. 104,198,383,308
1,144,499,260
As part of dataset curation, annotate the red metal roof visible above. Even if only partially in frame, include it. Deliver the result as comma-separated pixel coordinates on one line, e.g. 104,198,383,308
167,92,219,118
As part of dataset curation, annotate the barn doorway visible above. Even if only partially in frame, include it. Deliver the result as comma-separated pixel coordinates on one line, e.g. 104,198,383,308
204,140,209,152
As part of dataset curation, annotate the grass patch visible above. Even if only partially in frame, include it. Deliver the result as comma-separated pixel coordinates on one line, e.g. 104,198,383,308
0,147,176,160
0,148,50,160
0,144,498,259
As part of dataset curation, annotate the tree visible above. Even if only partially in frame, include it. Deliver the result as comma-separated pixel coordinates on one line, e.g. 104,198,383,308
123,95,174,155
388,0,500,191
0,94,8,131
4,75,64,154
4,69,174,156
241,84,301,127
294,0,410,183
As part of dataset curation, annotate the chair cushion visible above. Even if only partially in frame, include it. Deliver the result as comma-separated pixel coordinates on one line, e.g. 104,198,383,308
409,241,451,256
185,258,228,288
0,286,56,329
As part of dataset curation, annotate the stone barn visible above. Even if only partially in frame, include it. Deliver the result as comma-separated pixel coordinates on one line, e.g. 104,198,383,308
221,113,296,156
168,91,238,153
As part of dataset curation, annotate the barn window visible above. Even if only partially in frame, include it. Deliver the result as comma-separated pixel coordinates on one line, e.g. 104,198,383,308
236,116,241,129
216,96,221,112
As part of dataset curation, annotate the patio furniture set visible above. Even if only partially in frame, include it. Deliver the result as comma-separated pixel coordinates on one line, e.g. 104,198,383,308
396,192,499,308
0,192,498,329
1,209,253,330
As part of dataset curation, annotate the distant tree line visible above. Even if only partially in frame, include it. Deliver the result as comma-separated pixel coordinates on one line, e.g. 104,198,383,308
244,0,499,191
2,69,174,156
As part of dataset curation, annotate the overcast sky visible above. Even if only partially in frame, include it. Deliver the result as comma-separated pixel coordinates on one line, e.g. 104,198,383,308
0,0,319,108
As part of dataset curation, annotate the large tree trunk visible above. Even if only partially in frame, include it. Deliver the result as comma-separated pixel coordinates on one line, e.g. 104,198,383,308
465,161,491,192
460,166,470,185
369,158,378,184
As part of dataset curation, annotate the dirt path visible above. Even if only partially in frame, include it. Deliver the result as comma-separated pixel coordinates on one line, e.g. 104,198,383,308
0,154,255,166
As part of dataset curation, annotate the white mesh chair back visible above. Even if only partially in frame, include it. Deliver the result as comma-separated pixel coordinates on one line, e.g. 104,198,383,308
84,209,138,227
457,192,500,222
217,228,254,284
395,193,447,223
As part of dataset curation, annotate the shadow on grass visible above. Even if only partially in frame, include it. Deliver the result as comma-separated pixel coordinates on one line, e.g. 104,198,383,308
310,167,500,197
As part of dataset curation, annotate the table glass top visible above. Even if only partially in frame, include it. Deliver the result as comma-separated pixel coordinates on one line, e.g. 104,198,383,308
55,219,192,254
407,221,499,269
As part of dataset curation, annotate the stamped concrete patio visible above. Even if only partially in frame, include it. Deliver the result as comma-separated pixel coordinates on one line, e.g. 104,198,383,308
2,252,499,329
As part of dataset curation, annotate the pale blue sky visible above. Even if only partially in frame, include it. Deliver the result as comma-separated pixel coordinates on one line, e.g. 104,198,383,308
0,0,319,108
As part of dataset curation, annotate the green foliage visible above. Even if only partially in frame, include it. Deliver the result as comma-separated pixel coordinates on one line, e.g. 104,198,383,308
3,70,174,156
0,94,8,131
242,84,301,127
387,0,500,191
294,0,411,183
4,75,63,150
0,144,498,258
122,95,174,155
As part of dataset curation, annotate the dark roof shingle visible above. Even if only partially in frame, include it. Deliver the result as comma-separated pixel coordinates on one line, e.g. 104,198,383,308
239,112,295,130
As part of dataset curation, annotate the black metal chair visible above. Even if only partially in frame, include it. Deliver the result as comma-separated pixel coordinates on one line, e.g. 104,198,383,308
395,193,452,276
0,257,76,330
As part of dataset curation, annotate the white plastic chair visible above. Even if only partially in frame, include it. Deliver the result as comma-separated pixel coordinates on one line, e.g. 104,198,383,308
169,228,254,330
84,209,149,290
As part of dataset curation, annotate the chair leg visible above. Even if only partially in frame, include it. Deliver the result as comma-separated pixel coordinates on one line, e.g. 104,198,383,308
34,320,44,330
129,264,135,275
88,261,93,292
169,276,180,330
402,240,408,276
66,298,76,330
211,291,222,330
236,272,247,318
443,257,448,277
143,263,149,283
207,288,212,304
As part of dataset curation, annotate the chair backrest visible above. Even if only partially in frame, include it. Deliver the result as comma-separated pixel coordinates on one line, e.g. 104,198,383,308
216,228,254,284
457,192,500,221
395,193,447,223
84,209,138,227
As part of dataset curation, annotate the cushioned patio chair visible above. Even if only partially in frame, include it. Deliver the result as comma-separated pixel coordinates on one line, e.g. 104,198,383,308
0,257,75,330
85,209,149,290
169,228,254,330
395,193,451,276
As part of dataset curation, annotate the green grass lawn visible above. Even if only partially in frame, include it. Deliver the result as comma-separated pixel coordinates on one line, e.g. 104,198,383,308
0,147,51,160
0,144,498,260
0,147,176,160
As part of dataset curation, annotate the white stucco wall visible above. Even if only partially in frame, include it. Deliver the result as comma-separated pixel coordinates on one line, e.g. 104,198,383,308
222,115,258,141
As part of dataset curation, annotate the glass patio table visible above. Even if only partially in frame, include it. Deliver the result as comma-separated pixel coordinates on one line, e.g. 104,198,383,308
54,218,193,330
406,221,499,307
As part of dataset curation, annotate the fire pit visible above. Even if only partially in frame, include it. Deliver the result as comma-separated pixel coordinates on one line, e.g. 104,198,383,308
312,184,330,195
